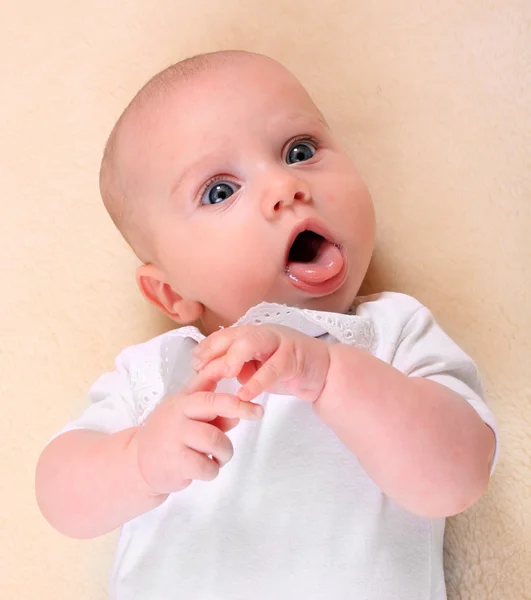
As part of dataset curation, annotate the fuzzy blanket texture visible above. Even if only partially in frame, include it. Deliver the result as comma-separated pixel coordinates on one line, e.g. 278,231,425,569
1,1,529,598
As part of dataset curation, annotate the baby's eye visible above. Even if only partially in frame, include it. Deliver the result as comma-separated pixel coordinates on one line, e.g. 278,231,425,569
286,141,316,165
201,181,241,205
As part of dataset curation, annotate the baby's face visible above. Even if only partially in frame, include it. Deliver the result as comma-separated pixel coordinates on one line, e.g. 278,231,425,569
127,57,375,331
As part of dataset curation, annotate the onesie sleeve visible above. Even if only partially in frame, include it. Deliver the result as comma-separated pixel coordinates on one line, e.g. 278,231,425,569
48,348,138,443
47,330,201,444
391,305,499,474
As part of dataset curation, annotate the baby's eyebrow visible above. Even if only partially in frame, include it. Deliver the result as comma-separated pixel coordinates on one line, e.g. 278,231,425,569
169,114,328,199
281,113,329,130
169,150,220,198
170,164,195,198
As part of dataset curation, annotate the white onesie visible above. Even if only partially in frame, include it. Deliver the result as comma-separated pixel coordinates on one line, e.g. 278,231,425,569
53,292,498,600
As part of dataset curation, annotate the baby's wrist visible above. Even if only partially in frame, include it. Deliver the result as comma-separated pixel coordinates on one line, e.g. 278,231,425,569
303,337,332,404
312,342,364,413
127,427,170,500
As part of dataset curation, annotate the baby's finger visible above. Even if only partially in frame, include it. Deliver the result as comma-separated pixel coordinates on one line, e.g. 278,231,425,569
182,391,264,422
211,416,240,433
183,358,230,395
237,349,291,401
236,361,259,386
182,420,234,467
178,446,220,482
223,330,279,378
191,327,249,370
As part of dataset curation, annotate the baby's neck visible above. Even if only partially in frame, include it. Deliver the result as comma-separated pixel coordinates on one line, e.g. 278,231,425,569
197,309,233,336
198,298,356,336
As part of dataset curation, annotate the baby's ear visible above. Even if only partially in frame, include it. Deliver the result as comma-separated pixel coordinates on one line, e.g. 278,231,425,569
136,264,204,325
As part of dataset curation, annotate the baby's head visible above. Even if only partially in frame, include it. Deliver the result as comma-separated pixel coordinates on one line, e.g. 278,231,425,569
100,50,375,333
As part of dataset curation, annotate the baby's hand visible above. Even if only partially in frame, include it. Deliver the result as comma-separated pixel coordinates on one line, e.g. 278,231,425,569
191,324,330,403
133,367,263,496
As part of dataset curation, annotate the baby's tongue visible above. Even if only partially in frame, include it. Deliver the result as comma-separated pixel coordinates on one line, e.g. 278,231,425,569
286,242,343,285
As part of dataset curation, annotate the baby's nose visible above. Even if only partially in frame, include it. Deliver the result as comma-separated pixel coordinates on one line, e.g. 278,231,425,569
261,174,311,219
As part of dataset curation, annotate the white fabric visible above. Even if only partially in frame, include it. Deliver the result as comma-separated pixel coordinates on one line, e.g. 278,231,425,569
53,292,498,600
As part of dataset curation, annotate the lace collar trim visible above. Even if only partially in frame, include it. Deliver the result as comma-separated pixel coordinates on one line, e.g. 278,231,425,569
135,301,375,423
172,301,375,350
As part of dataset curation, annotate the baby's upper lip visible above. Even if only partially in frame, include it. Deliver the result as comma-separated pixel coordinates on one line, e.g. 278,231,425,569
284,218,339,266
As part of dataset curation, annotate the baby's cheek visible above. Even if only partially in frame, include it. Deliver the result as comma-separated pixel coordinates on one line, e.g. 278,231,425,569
212,262,263,301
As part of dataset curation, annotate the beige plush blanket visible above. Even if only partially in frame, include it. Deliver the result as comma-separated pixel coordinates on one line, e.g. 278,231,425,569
1,1,529,598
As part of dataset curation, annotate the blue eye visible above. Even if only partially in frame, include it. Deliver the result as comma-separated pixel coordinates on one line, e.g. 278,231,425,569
201,181,240,205
286,141,316,164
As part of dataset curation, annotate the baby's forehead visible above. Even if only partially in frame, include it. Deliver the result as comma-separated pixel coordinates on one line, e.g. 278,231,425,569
139,74,319,145
116,57,324,189
151,57,314,116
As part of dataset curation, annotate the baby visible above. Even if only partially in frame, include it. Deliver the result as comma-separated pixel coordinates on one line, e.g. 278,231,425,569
36,50,498,600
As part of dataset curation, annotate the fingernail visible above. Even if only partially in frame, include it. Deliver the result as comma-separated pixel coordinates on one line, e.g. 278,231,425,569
222,363,231,376
192,345,202,356
191,358,203,370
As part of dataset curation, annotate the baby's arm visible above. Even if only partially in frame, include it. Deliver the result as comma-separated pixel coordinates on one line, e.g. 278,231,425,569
36,377,262,539
36,427,164,539
315,322,496,519
192,304,497,519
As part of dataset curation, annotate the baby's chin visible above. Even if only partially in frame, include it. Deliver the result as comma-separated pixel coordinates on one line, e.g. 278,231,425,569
260,286,359,316
288,294,357,314
200,279,360,332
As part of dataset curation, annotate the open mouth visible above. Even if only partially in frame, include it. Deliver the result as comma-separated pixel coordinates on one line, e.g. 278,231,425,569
288,230,327,263
284,221,347,295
